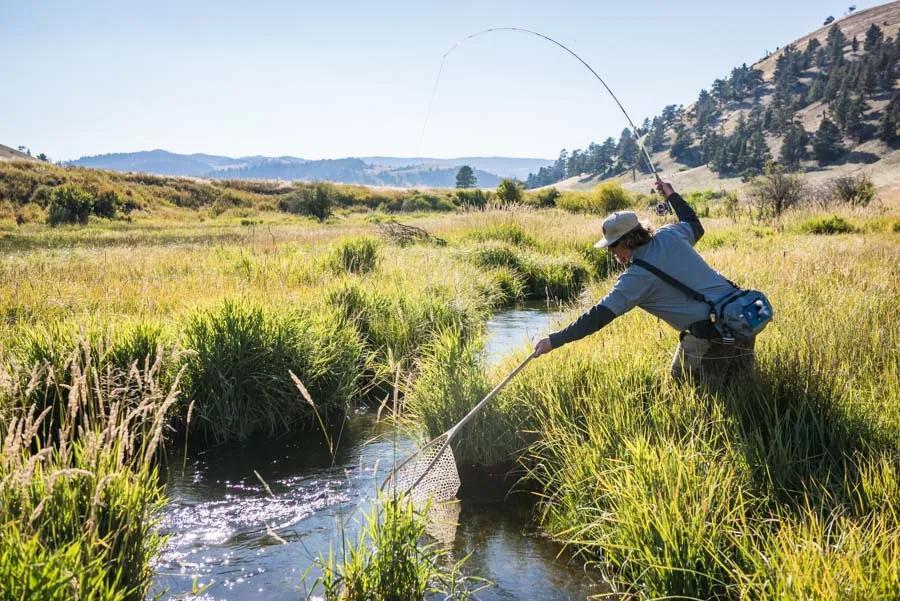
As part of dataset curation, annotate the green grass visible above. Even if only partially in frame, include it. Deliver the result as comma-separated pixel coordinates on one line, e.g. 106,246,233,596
798,214,858,235
0,177,898,599
0,345,177,600
327,236,380,275
315,497,481,601
180,299,363,442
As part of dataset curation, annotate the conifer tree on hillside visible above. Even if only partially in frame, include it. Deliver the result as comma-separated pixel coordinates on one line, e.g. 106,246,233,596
745,129,772,174
878,110,897,142
812,118,845,164
865,24,884,51
779,122,809,170
826,24,849,63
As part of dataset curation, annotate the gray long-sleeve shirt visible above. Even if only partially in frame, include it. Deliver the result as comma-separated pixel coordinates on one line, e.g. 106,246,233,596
549,193,735,348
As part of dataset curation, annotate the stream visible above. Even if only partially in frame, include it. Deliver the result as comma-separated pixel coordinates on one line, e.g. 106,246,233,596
151,303,604,600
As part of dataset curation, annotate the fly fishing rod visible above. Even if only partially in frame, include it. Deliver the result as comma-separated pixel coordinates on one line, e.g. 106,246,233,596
419,26,670,211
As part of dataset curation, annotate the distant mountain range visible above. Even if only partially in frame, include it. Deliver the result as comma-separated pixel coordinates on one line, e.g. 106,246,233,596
67,150,552,188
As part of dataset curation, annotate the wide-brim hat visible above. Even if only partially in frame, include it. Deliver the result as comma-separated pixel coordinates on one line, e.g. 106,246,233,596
594,211,640,248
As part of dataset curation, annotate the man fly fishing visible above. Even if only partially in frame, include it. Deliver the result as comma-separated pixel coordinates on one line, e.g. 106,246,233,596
534,180,769,382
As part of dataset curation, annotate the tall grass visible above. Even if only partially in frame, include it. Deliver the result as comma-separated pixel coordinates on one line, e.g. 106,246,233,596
0,345,179,600
315,497,479,601
404,228,899,599
463,241,589,302
328,236,380,275
180,300,363,442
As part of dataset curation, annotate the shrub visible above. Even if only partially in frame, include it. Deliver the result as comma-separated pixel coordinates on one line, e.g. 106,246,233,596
328,237,380,275
92,188,123,218
454,188,487,209
799,215,857,235
747,162,806,221
47,184,93,225
180,301,362,442
278,183,333,221
557,181,632,214
827,174,877,207
495,179,524,205
524,187,560,208
400,192,455,212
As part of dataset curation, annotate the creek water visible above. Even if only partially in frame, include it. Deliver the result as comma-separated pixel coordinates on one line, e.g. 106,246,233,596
151,303,603,600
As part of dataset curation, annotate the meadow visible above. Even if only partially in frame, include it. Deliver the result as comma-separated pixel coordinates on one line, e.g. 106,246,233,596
1,165,898,599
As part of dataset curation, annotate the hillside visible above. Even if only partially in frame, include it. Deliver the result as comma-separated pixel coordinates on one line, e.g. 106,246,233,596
534,1,900,198
0,144,39,162
67,150,550,188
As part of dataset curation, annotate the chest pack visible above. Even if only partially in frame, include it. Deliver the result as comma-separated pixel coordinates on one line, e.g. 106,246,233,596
632,258,773,342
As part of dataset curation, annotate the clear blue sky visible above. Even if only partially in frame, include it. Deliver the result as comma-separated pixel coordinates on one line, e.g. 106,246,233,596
1,0,883,161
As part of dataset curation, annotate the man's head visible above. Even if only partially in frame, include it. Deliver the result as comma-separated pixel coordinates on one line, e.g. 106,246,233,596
594,211,653,264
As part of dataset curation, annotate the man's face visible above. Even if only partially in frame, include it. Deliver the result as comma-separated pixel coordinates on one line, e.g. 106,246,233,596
609,242,632,264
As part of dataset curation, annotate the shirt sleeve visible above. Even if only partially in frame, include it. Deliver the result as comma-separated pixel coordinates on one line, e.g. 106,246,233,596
665,192,704,244
597,267,650,317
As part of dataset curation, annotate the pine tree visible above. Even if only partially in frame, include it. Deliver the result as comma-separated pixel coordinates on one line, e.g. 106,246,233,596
745,129,772,173
779,122,809,170
455,165,477,188
878,110,897,142
851,36,859,52
844,95,869,143
826,25,848,63
806,74,826,104
864,24,884,51
669,125,693,161
812,118,844,163
803,38,821,67
648,118,666,152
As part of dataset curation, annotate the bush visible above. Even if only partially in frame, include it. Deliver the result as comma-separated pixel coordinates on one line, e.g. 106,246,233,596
557,181,632,214
454,188,487,209
47,184,93,225
828,174,877,207
524,187,560,208
277,183,333,221
799,215,857,235
328,237,380,275
747,163,806,221
92,188,123,218
495,179,524,204
400,192,455,212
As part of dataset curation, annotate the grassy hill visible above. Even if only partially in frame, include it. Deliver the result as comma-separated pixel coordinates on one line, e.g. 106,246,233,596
540,1,900,201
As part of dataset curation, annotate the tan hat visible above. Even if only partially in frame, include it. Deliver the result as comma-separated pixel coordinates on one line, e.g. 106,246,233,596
594,211,640,248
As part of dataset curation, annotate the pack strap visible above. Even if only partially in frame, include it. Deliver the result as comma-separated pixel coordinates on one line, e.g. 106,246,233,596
631,258,713,307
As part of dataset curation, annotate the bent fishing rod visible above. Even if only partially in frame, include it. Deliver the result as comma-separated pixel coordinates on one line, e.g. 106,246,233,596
420,26,669,210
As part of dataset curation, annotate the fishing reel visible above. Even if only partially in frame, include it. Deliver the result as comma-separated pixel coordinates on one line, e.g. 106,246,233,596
651,186,672,216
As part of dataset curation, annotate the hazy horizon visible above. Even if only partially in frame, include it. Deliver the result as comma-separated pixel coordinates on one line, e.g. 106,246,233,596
2,0,885,162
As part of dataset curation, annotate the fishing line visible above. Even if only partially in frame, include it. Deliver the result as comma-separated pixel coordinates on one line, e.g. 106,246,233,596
417,26,663,186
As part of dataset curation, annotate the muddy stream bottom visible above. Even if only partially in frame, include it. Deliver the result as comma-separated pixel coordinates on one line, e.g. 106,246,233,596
152,304,605,600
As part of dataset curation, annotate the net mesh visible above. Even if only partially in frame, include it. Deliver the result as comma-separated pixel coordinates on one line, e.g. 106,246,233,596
386,437,460,504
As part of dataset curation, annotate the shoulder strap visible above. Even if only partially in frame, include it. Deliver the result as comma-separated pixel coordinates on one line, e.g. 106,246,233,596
631,258,713,307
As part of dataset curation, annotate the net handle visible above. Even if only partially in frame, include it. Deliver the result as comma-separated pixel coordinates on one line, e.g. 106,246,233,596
446,351,536,442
